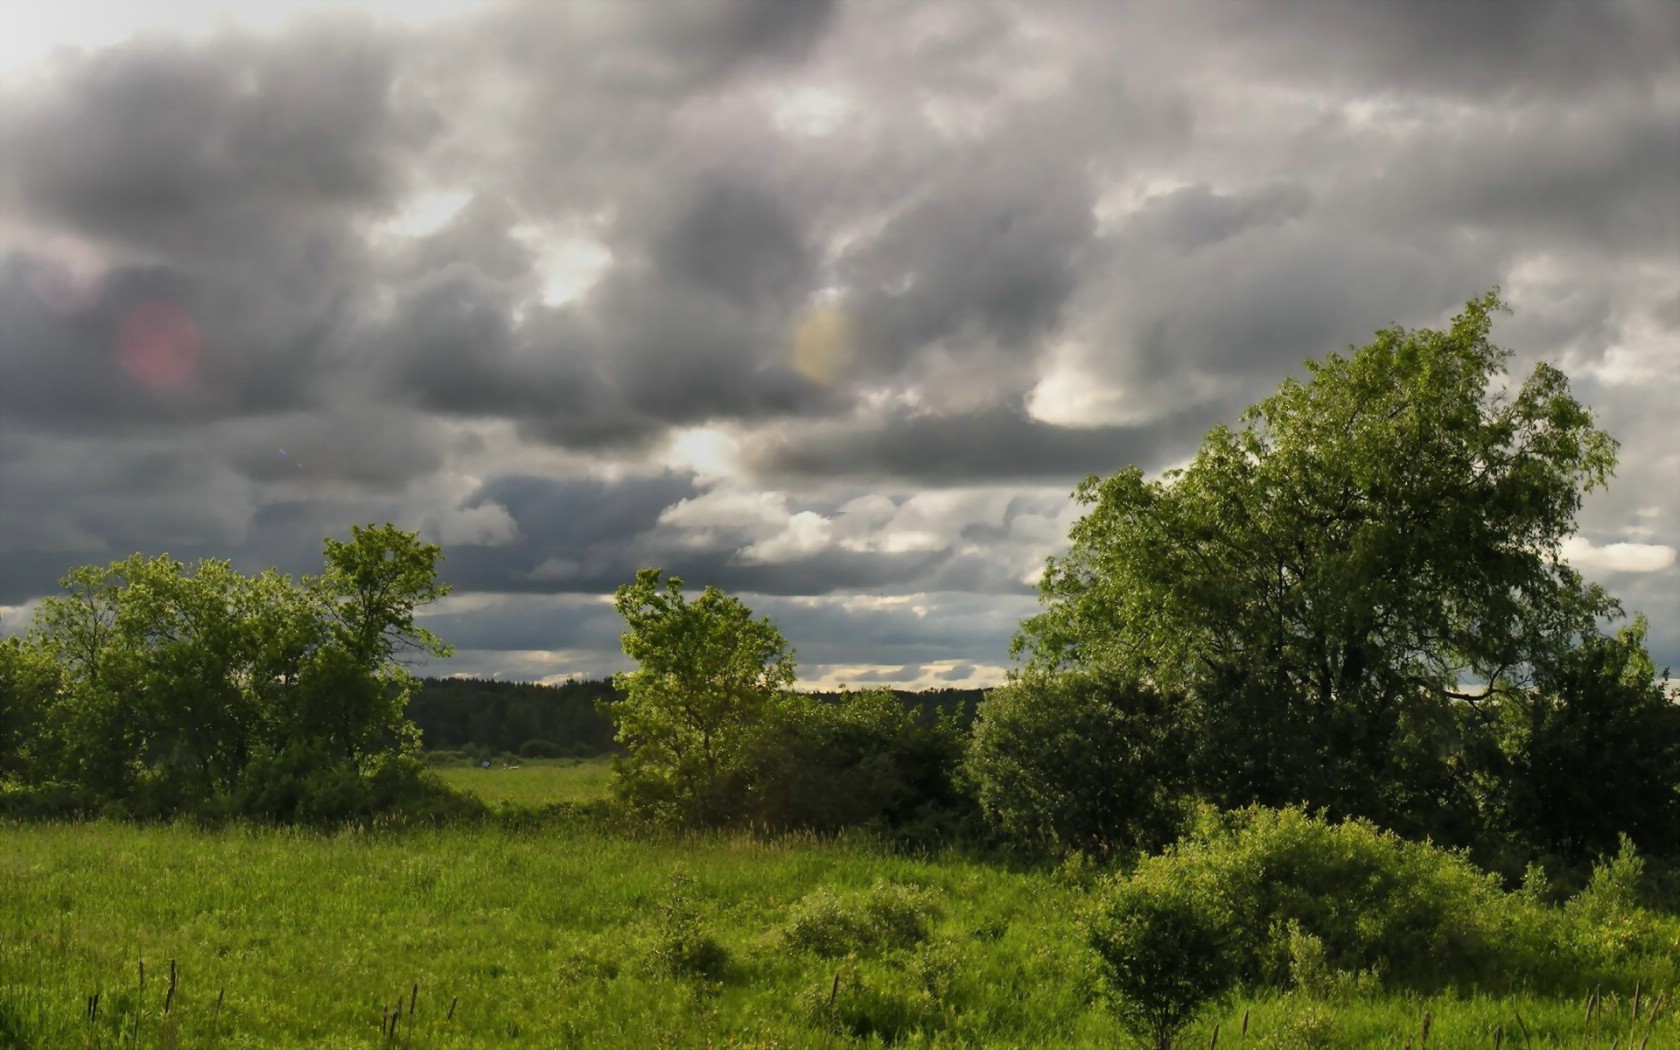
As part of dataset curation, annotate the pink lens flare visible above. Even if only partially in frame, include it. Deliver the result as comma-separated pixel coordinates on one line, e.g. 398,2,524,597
117,301,202,390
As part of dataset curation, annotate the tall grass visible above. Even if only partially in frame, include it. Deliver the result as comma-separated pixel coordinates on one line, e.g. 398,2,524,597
1,818,1675,1048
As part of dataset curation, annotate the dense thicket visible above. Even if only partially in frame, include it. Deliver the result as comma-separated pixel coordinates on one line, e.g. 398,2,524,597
1086,807,1675,1048
0,524,467,823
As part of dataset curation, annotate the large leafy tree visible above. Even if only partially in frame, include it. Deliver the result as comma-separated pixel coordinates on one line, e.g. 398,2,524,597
608,569,796,825
1017,292,1625,836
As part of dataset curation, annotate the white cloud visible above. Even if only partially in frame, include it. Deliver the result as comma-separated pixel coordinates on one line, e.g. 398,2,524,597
1563,536,1677,574
742,511,833,563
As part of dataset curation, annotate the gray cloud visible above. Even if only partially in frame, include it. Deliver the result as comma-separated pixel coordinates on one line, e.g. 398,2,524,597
1,0,1675,680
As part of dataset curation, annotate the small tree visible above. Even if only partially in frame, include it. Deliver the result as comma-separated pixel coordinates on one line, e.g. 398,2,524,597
307,523,453,765
1087,870,1238,1049
608,569,795,825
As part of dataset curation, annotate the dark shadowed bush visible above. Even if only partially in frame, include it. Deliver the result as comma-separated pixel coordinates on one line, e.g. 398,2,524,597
747,688,972,839
518,738,567,759
965,671,1192,858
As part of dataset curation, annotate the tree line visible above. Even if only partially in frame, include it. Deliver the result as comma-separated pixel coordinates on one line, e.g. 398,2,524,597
405,675,982,762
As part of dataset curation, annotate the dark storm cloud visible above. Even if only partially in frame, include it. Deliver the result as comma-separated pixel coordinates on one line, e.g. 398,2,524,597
375,172,839,447
438,472,700,594
1163,0,1680,99
748,402,1219,484
837,145,1097,371
0,18,430,247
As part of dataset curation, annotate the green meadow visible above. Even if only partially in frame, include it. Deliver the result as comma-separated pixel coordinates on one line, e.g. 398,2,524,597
431,757,618,809
2,799,1675,1048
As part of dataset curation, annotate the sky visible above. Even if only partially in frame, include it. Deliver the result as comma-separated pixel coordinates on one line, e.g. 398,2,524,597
0,0,1675,689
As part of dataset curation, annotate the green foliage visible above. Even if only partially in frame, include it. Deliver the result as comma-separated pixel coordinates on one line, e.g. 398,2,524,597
966,670,1192,856
783,881,941,958
517,738,566,759
1476,617,1680,864
608,569,795,826
1095,807,1677,1001
644,872,732,981
407,676,622,757
1017,292,1644,852
0,635,60,783
1085,865,1239,1049
607,571,969,835
3,523,459,823
747,687,971,838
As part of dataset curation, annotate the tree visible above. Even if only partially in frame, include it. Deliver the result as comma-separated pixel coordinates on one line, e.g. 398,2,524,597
1479,617,1680,863
1018,292,1624,838
608,569,795,825
307,523,453,765
8,523,455,818
0,635,61,783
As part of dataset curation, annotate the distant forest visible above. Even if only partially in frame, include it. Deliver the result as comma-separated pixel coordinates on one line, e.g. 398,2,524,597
408,676,986,759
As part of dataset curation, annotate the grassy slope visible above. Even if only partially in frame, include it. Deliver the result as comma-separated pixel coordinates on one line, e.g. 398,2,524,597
0,758,1673,1048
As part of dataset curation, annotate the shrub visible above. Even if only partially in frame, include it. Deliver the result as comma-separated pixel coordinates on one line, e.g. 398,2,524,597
965,671,1192,857
1086,866,1238,1050
801,962,940,1043
645,873,730,981
518,738,567,759
1098,806,1680,998
784,882,941,958
746,688,972,839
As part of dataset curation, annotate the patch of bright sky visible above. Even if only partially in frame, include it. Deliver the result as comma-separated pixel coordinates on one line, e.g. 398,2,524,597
660,427,742,483
770,85,854,137
510,223,614,308
0,0,485,77
376,188,473,240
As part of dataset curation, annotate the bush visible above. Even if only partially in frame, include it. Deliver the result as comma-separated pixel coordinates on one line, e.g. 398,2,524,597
801,961,941,1043
1086,866,1238,1050
744,689,972,839
518,738,567,759
228,746,482,826
644,872,730,981
784,882,941,958
1158,807,1524,991
1097,806,1680,999
965,671,1191,857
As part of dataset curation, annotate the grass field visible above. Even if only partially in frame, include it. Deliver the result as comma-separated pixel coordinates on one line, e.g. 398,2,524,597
2,811,1674,1048
431,756,617,807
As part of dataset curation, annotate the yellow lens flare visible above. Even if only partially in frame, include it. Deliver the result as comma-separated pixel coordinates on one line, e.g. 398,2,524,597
791,303,853,385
